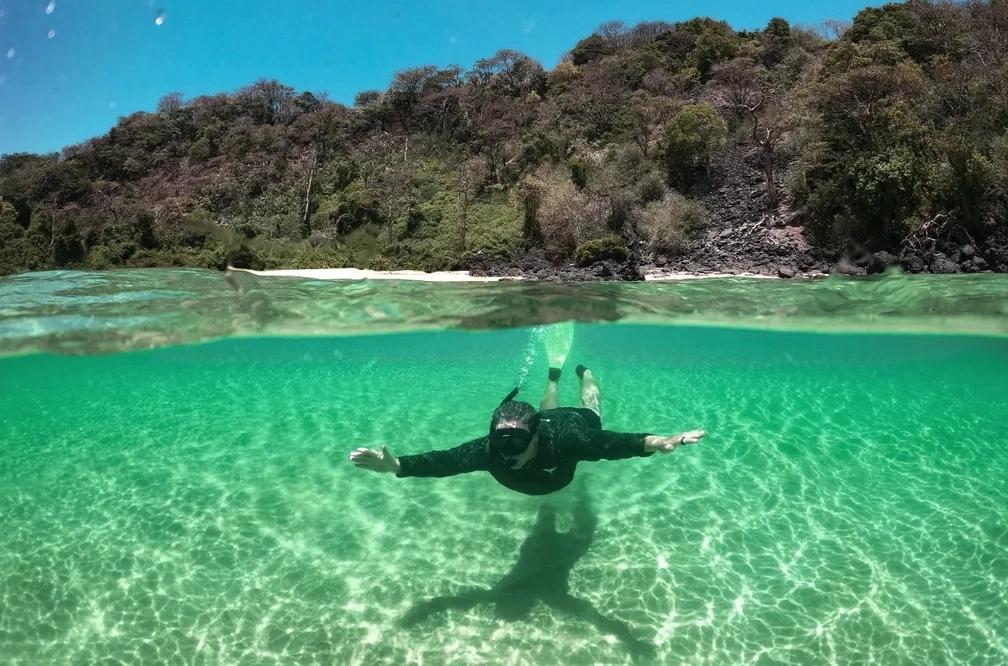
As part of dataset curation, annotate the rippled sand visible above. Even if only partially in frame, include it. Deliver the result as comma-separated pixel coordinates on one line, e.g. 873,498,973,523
1,326,1006,664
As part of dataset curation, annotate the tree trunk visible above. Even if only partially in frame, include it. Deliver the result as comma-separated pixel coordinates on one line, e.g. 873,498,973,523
762,137,777,211
300,150,317,239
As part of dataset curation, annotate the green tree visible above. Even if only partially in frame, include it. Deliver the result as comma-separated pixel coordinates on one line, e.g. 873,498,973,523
661,103,727,188
570,35,613,65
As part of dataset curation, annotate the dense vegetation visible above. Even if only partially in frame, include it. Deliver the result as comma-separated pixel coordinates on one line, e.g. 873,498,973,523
2,1,1007,276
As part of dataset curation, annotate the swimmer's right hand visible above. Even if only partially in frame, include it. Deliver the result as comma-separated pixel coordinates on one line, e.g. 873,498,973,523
349,445,401,475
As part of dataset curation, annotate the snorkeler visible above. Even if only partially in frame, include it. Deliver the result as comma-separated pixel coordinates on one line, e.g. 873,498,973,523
349,364,706,496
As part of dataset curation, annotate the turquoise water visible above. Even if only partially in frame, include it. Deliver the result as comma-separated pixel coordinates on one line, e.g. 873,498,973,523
1,271,1007,664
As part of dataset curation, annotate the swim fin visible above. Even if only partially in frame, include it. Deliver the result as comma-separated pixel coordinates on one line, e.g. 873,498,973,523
543,322,575,371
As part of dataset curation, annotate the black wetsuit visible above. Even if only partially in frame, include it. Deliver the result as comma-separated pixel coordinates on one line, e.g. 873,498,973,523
396,407,653,495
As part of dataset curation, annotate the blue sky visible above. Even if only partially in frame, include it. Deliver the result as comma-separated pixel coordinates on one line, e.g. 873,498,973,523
0,1,880,156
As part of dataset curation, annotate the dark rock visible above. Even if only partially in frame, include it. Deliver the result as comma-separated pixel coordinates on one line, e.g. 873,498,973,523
782,209,805,227
938,242,961,263
900,251,926,273
834,256,866,276
865,257,886,274
930,253,959,274
850,246,873,268
960,244,975,259
796,253,815,270
778,266,796,279
972,256,989,271
873,251,898,267
718,228,733,239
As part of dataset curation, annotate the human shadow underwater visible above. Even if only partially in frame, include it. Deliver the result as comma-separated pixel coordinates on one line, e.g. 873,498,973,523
399,482,657,662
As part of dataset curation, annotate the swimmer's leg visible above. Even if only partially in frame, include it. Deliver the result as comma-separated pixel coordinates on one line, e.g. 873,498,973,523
540,367,560,411
576,365,600,419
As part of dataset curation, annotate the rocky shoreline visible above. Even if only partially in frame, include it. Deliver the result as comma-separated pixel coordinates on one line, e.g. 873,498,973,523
466,233,1007,282
469,146,1008,282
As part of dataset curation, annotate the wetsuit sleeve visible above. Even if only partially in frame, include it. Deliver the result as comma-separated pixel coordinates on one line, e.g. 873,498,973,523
560,429,654,462
396,436,490,478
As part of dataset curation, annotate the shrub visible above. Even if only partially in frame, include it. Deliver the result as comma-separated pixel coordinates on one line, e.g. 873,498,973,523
86,241,137,268
0,197,16,227
0,220,22,247
567,155,591,188
639,192,709,256
575,234,628,266
0,236,47,275
661,103,727,188
535,176,608,260
637,172,666,204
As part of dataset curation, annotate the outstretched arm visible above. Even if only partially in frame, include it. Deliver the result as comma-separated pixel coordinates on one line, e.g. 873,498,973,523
564,428,707,461
349,437,489,478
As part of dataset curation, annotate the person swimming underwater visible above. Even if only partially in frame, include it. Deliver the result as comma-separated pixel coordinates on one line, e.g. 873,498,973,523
349,363,706,496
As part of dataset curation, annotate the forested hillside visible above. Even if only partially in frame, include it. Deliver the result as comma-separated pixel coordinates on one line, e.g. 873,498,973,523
2,1,1006,277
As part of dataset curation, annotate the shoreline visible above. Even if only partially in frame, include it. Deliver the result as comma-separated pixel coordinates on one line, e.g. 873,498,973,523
227,266,828,282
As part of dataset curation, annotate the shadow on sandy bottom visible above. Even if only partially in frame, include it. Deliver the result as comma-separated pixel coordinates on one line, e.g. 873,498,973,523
401,483,655,662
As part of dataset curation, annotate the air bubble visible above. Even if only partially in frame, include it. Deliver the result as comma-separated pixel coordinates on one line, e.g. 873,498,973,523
46,1,55,15
5,48,13,60
47,29,56,39
154,11,165,26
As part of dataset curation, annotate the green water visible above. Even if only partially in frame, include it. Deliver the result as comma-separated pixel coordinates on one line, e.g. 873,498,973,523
2,270,1008,663
1,323,1007,664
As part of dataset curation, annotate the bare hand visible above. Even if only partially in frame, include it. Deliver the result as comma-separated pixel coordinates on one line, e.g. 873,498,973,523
349,445,399,474
645,429,706,453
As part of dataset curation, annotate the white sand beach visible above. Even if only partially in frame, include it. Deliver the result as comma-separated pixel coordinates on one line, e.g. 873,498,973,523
227,266,816,282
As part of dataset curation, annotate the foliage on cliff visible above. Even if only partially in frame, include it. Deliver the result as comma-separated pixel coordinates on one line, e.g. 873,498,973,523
1,1,1006,275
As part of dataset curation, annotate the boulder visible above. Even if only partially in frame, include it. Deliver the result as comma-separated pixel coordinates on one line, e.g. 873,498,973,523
960,244,975,259
777,265,796,279
900,251,926,273
938,241,961,263
873,251,898,268
929,253,959,274
834,256,866,276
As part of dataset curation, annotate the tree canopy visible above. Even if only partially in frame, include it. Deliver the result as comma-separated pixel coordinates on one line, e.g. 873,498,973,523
2,2,1006,276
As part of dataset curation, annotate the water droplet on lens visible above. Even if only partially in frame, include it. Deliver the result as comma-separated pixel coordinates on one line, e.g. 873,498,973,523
5,48,13,59
154,11,165,26
46,1,55,15
108,101,117,109
48,29,56,39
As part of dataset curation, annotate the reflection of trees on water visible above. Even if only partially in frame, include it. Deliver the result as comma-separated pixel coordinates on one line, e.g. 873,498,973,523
401,485,655,662
455,282,626,330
